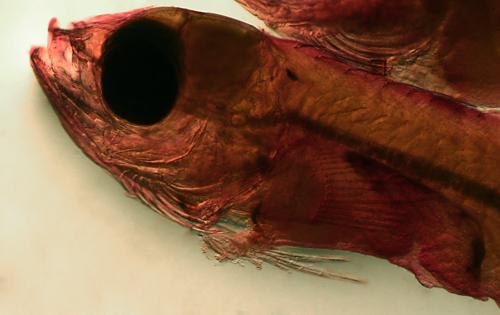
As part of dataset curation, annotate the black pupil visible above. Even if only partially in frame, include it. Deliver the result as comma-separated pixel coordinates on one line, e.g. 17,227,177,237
101,19,179,125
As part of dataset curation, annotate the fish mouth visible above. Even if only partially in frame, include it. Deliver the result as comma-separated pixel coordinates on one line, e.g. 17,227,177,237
29,17,106,165
30,44,61,113
30,18,74,113
30,45,52,94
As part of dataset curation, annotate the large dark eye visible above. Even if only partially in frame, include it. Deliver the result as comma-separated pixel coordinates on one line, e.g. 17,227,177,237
101,19,180,125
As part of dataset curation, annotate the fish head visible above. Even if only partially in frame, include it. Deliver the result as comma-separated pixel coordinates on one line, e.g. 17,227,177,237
30,7,290,230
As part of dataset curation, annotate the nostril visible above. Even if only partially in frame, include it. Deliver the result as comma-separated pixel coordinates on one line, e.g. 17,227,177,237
100,19,180,126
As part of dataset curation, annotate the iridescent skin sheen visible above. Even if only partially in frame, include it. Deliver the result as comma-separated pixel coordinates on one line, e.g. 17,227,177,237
29,7,500,305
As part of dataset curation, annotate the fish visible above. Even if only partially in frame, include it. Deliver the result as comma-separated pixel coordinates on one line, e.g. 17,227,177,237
29,6,500,305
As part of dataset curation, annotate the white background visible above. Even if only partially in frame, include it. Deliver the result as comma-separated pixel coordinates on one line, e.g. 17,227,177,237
0,0,499,313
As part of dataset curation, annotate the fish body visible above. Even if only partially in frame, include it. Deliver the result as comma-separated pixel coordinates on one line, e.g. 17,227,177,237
30,7,500,305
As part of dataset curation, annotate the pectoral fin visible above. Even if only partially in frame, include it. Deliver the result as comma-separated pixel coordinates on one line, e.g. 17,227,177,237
254,133,488,299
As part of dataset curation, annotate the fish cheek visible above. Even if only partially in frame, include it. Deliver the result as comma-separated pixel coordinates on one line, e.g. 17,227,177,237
181,17,263,99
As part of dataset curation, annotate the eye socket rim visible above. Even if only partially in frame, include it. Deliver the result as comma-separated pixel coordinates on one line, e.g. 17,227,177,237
99,18,182,126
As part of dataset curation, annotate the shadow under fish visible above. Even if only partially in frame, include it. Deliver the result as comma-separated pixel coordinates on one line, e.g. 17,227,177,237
29,7,500,306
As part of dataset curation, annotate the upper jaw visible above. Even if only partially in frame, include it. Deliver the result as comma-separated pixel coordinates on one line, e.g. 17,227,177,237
30,44,67,122
29,18,104,160
30,18,75,112
29,9,154,114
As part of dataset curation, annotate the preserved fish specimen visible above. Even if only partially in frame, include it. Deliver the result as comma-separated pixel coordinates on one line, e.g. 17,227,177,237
29,7,500,305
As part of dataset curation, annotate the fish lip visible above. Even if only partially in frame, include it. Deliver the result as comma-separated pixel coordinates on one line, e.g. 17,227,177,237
29,44,56,102
48,17,60,33
29,17,66,104
30,17,64,73
30,17,88,117
30,19,94,149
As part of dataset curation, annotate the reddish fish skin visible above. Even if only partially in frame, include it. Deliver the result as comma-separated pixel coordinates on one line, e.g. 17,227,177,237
29,8,500,305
